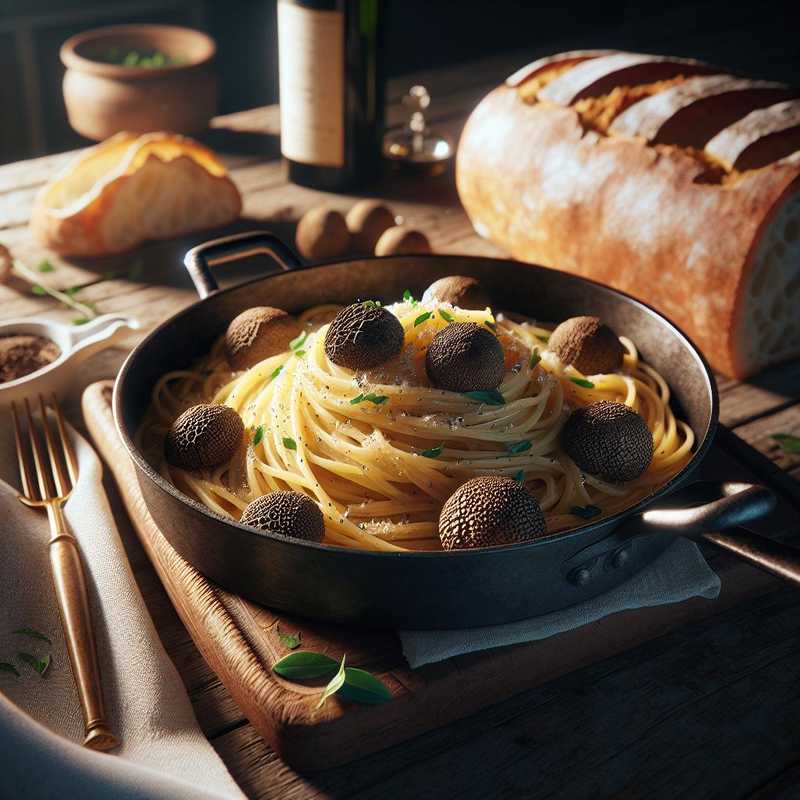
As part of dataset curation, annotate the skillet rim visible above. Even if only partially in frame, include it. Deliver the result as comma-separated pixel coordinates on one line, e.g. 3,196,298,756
113,252,719,560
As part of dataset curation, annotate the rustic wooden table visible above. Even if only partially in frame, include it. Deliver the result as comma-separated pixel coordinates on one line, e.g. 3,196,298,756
1,52,799,799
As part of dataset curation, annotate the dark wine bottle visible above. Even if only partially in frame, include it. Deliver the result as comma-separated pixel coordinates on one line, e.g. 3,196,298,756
277,0,384,191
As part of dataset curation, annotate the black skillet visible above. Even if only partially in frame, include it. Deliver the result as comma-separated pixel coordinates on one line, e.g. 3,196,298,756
113,231,800,629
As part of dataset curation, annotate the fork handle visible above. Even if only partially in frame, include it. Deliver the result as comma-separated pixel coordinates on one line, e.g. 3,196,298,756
48,513,119,751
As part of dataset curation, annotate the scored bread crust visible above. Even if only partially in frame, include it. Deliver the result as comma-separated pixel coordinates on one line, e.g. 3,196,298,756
456,57,800,379
31,132,242,256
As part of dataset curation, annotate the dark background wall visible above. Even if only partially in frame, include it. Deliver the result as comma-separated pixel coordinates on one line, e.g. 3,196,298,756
2,0,798,163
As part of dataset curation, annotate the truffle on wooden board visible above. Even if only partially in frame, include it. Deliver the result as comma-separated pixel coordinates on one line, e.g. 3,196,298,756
240,491,325,543
561,400,653,482
422,276,492,310
439,476,547,550
548,316,624,375
225,306,301,370
295,207,351,261
324,303,405,370
425,322,504,392
165,404,244,470
346,200,396,253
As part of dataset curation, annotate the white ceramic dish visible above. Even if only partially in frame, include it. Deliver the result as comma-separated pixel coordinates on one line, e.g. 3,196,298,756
0,314,139,409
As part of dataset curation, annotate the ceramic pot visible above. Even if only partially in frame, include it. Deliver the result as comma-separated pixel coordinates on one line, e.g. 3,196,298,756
61,24,218,141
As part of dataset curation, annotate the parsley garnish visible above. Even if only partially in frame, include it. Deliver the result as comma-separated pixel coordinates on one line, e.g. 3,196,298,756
530,348,541,369
414,311,432,326
283,437,297,450
289,330,308,351
438,309,454,323
463,389,505,405
73,317,90,326
277,628,301,650
772,434,800,454
252,426,264,445
270,365,284,380
402,289,417,306
18,652,50,677
507,440,532,454
571,504,602,520
421,443,444,459
350,393,388,406
31,285,46,296
570,377,595,389
37,260,55,273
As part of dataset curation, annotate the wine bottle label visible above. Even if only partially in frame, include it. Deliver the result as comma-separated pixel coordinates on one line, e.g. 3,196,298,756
278,2,345,167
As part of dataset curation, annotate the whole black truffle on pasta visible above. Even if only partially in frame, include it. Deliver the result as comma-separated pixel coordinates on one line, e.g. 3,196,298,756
225,306,301,371
439,476,547,550
548,316,624,375
165,404,244,470
239,491,325,543
425,322,504,392
422,275,492,310
324,302,404,370
561,400,653,482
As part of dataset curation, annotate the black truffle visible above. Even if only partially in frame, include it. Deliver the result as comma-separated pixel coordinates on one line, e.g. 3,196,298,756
324,303,404,370
225,306,301,370
548,316,624,375
561,400,653,482
165,404,243,470
421,276,492,310
425,322,504,392
239,491,325,542
439,476,547,550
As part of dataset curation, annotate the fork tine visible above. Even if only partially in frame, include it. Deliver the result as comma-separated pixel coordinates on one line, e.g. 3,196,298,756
11,402,37,501
39,394,71,497
24,396,55,501
51,394,79,487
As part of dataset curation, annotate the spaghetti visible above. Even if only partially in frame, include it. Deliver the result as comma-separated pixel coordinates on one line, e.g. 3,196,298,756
139,297,694,552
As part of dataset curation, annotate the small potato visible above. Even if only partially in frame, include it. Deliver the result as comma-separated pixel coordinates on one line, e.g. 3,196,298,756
346,200,396,253
374,226,431,257
295,207,350,261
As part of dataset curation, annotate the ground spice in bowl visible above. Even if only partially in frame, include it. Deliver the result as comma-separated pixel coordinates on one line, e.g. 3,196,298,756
0,334,61,383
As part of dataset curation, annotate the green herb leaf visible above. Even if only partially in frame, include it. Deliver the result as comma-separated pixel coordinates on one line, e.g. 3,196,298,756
350,394,366,405
283,437,297,451
277,628,301,650
569,377,595,389
529,348,541,369
31,284,46,296
252,426,264,446
294,350,307,358
364,393,388,405
537,332,551,343
37,260,55,273
18,652,50,677
571,504,602,520
270,365,284,380
772,434,800,454
338,667,392,705
289,330,308,351
0,662,19,677
421,443,444,459
514,470,525,483
438,309,454,323
507,440,532,454
73,317,90,326
402,289,417,306
273,651,339,680
463,389,505,406
317,655,346,708
414,311,432,327
13,627,51,645
362,300,381,309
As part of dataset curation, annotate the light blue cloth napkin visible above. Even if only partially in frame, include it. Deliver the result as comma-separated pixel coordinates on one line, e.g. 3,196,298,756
400,539,720,668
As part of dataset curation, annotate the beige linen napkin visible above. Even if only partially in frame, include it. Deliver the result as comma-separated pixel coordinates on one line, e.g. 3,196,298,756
0,417,243,799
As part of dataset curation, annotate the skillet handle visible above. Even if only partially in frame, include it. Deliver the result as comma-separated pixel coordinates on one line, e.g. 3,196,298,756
183,231,303,298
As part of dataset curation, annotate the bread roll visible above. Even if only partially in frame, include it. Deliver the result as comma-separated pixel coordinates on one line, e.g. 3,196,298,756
457,50,800,378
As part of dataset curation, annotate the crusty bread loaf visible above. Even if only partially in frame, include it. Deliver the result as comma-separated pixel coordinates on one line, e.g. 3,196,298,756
456,50,800,379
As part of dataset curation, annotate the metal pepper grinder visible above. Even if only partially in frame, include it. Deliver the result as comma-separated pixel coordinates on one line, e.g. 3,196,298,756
382,85,454,176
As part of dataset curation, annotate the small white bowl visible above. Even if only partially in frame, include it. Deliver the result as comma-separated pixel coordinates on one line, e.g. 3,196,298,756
0,314,140,409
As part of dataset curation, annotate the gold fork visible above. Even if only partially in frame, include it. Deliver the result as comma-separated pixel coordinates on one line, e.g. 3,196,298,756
12,394,119,751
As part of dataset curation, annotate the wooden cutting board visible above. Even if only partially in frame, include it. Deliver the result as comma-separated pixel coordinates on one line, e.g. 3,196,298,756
81,380,800,772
